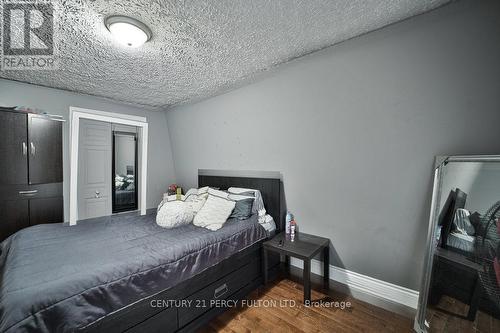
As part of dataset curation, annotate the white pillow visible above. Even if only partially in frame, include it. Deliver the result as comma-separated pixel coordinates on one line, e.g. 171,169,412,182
184,188,198,199
228,193,254,201
193,193,236,231
156,201,194,229
198,186,209,195
208,188,230,199
180,188,208,213
188,194,208,214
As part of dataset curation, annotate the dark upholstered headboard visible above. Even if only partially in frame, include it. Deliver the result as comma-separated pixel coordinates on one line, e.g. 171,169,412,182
198,170,284,232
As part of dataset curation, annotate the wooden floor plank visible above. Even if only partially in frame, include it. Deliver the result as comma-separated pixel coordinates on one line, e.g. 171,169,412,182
426,295,500,333
198,279,413,333
490,313,500,333
475,311,491,333
264,288,350,332
198,279,500,333
428,308,448,333
271,285,376,332
276,279,412,332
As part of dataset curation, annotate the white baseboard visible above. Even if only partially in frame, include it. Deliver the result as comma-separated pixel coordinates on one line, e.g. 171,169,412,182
290,258,419,310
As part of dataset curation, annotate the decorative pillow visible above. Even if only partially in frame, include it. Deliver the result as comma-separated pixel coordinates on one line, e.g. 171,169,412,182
193,193,235,231
184,188,198,199
183,188,208,213
156,201,194,229
197,186,210,195
196,186,220,195
159,188,203,213
228,187,266,221
229,198,254,220
188,194,208,214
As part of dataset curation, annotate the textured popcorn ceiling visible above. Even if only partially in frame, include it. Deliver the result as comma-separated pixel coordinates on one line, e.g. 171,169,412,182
0,0,450,109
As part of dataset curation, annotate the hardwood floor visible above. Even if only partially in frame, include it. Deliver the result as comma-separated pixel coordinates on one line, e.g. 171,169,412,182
197,279,413,332
427,295,500,333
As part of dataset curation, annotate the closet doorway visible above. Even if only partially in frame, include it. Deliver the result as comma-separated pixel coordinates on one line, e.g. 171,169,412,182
69,107,148,225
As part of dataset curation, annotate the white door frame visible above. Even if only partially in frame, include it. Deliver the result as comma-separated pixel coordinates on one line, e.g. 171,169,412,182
69,106,149,225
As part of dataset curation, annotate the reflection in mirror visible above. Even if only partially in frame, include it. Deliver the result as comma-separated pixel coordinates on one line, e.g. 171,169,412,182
112,131,138,213
415,156,500,332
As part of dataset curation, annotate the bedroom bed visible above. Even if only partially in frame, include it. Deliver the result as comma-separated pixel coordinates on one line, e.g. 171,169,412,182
0,173,283,333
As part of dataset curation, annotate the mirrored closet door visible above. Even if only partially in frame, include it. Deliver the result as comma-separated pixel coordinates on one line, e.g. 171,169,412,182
416,156,500,332
112,129,138,213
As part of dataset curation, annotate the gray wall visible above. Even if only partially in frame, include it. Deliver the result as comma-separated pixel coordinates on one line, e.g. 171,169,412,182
0,79,176,221
166,0,500,289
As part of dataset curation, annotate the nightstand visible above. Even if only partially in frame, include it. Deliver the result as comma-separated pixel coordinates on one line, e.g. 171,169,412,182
263,232,330,303
429,247,483,321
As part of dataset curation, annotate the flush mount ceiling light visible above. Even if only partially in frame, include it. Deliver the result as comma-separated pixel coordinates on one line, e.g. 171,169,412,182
105,16,152,48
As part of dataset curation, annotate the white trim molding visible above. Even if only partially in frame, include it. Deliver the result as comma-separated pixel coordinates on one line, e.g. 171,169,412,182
290,258,419,310
69,107,149,226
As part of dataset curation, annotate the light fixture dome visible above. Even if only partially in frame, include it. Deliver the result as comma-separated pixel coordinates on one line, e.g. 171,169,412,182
105,15,152,48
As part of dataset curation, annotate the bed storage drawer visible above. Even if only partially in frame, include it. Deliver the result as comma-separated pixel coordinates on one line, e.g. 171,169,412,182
178,257,260,327
125,306,177,333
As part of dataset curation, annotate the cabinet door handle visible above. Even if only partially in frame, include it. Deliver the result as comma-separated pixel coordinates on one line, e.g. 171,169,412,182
30,142,36,156
214,283,228,299
95,190,100,198
22,142,27,155
19,190,38,196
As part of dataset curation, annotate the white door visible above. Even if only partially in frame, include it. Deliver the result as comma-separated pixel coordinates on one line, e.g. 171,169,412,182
77,119,112,220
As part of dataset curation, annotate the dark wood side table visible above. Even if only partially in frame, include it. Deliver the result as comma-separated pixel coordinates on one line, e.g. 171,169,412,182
263,232,330,303
430,247,483,321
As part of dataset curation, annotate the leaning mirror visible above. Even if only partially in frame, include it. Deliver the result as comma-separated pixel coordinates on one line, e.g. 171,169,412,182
415,155,500,332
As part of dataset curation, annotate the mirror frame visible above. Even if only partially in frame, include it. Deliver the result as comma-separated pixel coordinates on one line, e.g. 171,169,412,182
414,154,500,332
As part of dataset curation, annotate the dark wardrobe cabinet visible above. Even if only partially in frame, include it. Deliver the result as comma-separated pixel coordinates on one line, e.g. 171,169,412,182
0,109,64,241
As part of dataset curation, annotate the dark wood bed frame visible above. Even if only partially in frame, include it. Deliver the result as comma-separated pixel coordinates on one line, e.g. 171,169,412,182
85,173,284,333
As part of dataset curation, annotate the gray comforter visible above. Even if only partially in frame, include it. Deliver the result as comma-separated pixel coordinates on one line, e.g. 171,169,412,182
0,212,266,332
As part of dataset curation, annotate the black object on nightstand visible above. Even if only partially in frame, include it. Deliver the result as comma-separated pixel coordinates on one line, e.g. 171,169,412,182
263,232,330,303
